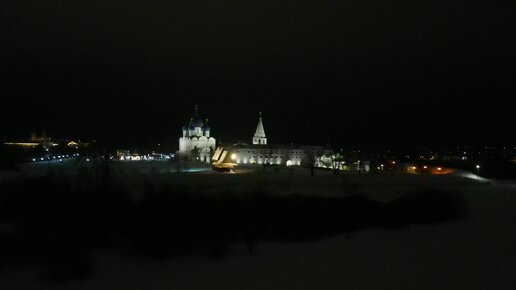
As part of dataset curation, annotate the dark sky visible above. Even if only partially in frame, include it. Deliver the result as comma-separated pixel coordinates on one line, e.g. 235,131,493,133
1,1,515,149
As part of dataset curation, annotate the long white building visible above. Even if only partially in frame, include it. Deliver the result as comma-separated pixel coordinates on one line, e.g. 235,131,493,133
227,113,328,166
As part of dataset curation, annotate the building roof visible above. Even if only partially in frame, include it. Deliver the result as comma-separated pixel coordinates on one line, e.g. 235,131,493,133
190,116,204,128
229,142,325,151
253,112,266,138
188,105,205,128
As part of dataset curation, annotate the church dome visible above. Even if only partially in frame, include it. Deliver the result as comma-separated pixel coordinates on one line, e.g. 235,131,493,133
190,116,204,128
203,118,210,131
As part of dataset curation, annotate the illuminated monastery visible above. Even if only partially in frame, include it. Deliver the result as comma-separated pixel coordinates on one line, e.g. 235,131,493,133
227,113,326,166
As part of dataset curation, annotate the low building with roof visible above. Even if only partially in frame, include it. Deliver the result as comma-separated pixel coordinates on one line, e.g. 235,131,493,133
225,113,328,167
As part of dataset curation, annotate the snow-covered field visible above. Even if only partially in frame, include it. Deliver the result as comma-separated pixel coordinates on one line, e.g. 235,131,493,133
6,160,493,199
1,162,516,289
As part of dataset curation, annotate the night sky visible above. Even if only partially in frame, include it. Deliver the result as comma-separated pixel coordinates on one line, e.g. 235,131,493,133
1,1,515,149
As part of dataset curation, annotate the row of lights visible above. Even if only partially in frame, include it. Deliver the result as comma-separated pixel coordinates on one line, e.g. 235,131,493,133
379,163,481,173
230,153,304,166
32,153,80,162
411,165,480,171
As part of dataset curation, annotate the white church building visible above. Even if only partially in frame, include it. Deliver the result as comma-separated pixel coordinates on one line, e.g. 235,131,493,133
178,106,216,163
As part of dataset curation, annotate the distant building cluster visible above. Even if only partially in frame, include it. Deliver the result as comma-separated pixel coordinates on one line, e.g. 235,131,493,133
1,132,93,164
116,150,171,161
3,132,90,151
178,106,338,169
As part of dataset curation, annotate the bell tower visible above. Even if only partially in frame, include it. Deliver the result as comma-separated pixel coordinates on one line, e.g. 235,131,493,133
252,112,267,145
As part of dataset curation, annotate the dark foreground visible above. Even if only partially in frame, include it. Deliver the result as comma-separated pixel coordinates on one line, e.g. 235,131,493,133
0,172,471,286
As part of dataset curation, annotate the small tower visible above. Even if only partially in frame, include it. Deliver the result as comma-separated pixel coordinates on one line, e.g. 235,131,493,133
204,118,211,138
182,125,188,137
253,112,267,145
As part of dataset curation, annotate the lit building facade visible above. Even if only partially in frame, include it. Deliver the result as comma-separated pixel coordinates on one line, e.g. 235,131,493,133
178,106,216,163
227,113,328,166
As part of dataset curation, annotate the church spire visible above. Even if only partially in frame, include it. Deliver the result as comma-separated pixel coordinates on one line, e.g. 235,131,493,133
253,112,267,145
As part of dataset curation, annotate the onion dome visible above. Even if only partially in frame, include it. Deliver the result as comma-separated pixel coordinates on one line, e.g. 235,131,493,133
191,115,204,128
203,118,210,131
189,105,204,128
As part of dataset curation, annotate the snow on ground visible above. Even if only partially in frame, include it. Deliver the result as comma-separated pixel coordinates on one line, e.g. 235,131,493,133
1,162,516,289
9,160,490,198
